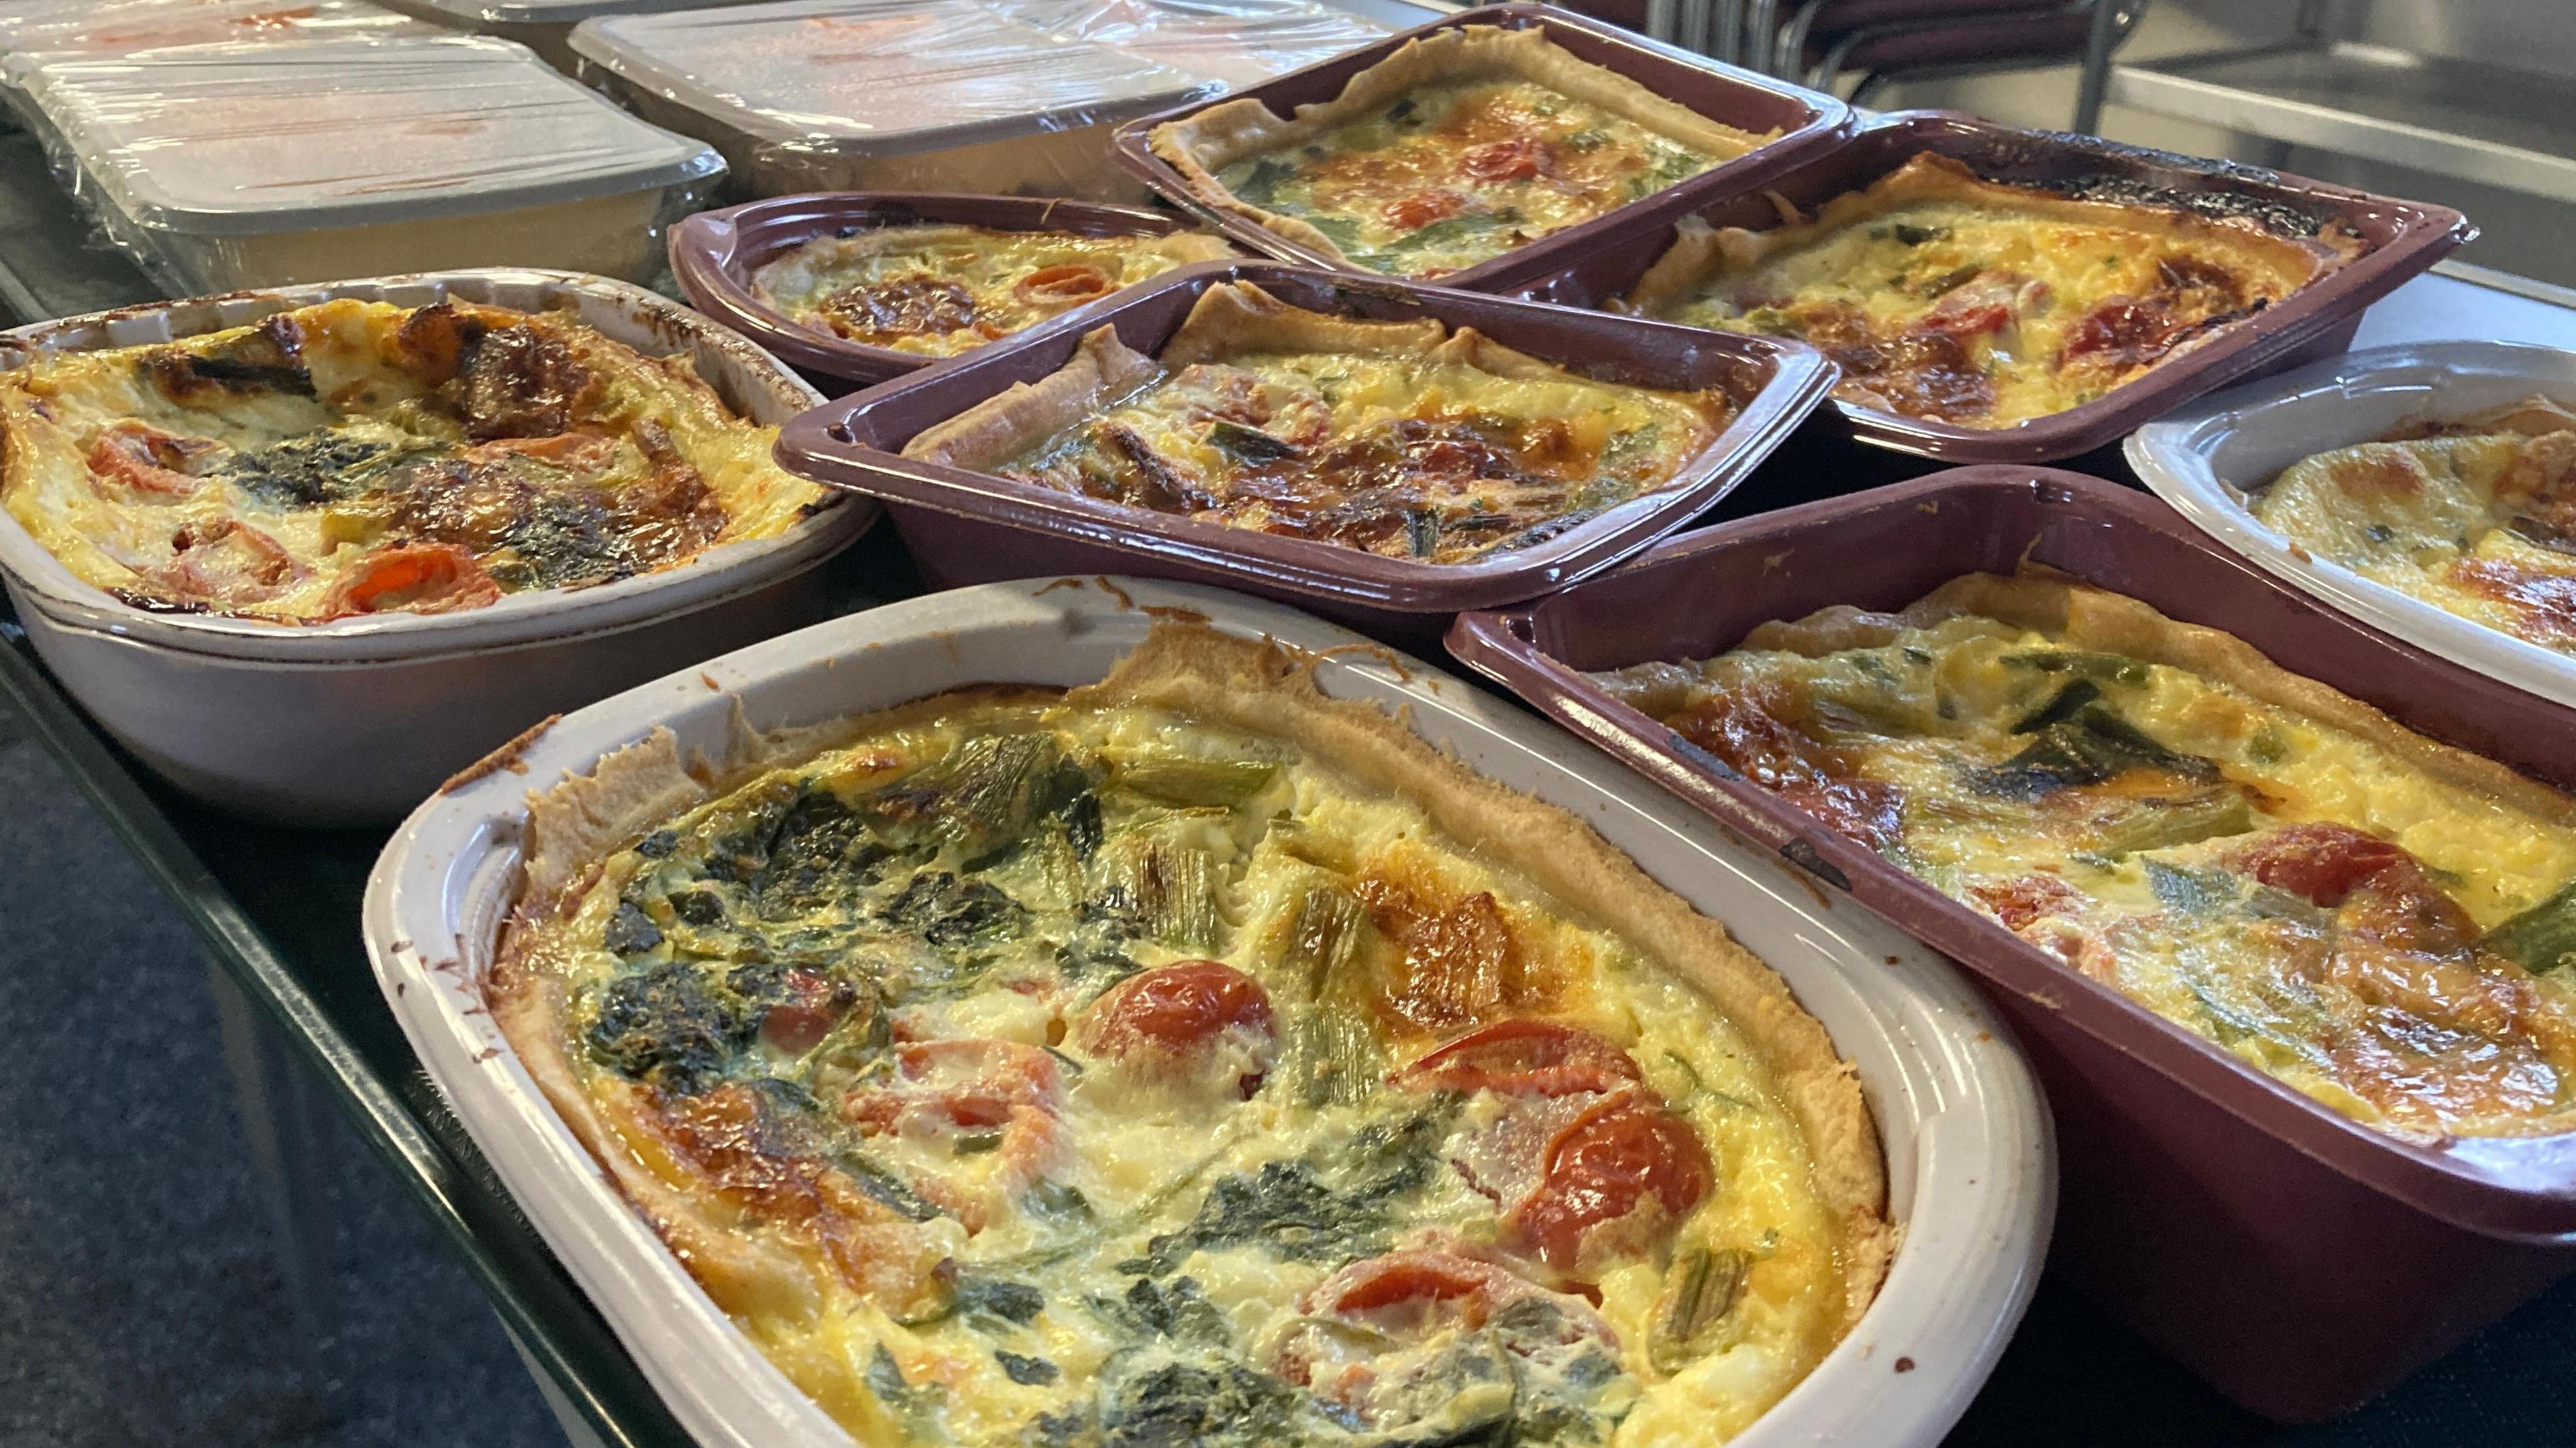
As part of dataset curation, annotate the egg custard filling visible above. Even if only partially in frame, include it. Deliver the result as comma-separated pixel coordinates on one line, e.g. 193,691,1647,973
902,281,1731,564
749,225,1234,357
493,627,1889,1447
2247,394,2576,653
0,297,824,622
1149,26,1764,279
1598,571,2576,1141
1619,153,2358,429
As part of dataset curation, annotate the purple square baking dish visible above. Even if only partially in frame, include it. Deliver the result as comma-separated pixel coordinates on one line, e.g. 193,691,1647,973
771,258,1837,638
1445,466,2576,1421
1517,110,2473,465
668,191,1237,394
1108,3,1854,295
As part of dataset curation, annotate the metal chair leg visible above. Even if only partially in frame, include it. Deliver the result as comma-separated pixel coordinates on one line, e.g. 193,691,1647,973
1776,0,1829,75
1740,0,1776,70
1646,0,1680,47
2072,0,2129,135
208,958,340,1396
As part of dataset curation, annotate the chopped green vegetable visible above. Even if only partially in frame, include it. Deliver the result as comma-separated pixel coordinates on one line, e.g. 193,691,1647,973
1649,1245,1750,1373
1115,751,1278,807
2484,880,2576,976
1102,836,1224,950
2145,858,2237,914
2090,790,2255,857
2001,650,2153,687
1203,419,1298,465
1228,157,1293,208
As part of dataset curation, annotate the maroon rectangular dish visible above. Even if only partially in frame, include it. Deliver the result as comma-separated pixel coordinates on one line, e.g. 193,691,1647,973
1446,467,2576,1421
1107,3,1853,295
1518,110,2472,464
668,192,1234,394
772,258,1837,638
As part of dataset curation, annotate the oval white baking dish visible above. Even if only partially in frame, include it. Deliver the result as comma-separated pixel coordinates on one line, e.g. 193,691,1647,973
0,268,878,822
2127,341,2576,712
361,574,2053,1448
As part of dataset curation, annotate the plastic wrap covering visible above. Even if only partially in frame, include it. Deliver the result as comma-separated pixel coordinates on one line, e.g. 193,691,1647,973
994,0,1392,87
0,0,433,55
372,0,773,70
570,0,1389,203
3,35,724,295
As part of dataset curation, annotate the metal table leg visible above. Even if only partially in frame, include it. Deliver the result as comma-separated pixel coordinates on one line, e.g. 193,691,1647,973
208,957,340,1400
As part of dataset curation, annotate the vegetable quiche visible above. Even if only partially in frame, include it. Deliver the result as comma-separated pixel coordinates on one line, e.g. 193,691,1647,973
1148,26,1767,279
493,626,1890,1447
749,224,1235,358
1597,571,2576,1141
903,282,1733,564
2247,394,2576,654
1620,153,2361,429
0,298,824,622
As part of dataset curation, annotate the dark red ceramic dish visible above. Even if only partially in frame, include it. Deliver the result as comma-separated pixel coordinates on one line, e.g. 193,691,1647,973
1519,110,2473,463
1108,3,1853,295
771,259,1837,639
668,192,1232,394
1446,467,2576,1422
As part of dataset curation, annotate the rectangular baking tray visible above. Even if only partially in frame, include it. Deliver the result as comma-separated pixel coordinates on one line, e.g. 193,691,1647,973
669,191,1235,393
1108,2,1854,295
2127,339,2576,714
568,0,1225,205
362,572,2051,1448
772,258,1838,638
1515,109,2474,464
1,34,722,294
1444,465,2576,1421
0,269,875,825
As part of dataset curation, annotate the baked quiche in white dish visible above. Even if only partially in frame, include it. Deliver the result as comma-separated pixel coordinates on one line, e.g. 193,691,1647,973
491,624,1892,1447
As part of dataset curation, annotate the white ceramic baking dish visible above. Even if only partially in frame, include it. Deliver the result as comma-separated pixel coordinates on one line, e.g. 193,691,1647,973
2127,341,2576,712
0,268,877,824
360,573,2054,1448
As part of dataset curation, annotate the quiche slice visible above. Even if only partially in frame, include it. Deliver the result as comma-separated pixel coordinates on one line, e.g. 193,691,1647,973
1597,570,2576,1141
903,281,1733,564
2247,394,2576,654
748,224,1235,358
1620,153,2361,428
0,298,824,622
1148,25,1768,279
492,626,1891,1447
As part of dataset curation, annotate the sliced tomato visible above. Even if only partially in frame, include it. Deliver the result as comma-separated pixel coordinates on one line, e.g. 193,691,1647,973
1389,1019,1642,1098
1079,960,1275,1093
1015,264,1116,306
1969,875,2083,934
1383,189,1468,231
1318,1251,1502,1317
1460,138,1550,183
2231,823,2413,909
85,420,217,499
757,968,854,1056
2062,296,2180,370
844,1038,1062,1133
322,542,502,617
148,518,305,607
1511,1092,1711,1273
